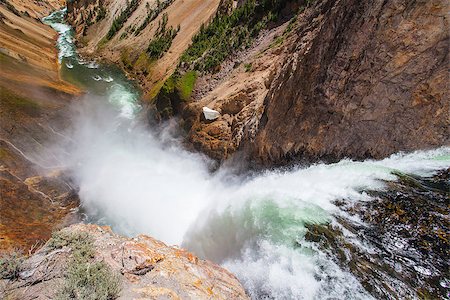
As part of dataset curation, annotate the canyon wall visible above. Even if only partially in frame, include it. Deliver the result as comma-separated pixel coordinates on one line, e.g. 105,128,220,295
180,0,449,165
66,0,221,99
0,0,80,250
251,0,449,165
66,0,449,166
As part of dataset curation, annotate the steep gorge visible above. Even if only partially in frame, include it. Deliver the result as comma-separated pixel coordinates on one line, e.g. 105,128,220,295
251,0,449,165
0,0,81,250
66,0,221,98
180,0,449,165
67,0,449,166
0,0,449,298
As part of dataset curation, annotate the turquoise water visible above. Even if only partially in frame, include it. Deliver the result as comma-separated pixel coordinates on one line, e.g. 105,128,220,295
42,9,141,119
43,9,450,300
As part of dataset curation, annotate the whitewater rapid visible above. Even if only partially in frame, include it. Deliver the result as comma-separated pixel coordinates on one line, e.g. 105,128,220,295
43,9,450,299
67,98,450,299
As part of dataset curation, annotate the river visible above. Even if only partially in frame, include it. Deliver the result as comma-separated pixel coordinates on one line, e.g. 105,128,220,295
42,9,450,300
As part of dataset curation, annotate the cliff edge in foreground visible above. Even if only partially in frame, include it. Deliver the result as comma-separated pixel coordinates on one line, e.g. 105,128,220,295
0,224,249,300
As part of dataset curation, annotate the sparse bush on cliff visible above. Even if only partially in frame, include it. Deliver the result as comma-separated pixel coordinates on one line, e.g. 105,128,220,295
244,63,252,72
180,0,290,72
49,230,122,300
56,260,121,300
106,0,140,40
146,13,180,60
47,230,94,257
134,0,175,36
0,250,24,280
95,6,106,22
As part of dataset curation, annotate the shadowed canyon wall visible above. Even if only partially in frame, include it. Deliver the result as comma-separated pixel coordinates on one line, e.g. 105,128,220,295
250,0,449,165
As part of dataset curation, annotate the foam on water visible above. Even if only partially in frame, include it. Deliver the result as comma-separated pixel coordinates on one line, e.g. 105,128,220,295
86,61,99,69
107,84,140,118
64,96,449,298
43,9,75,61
44,8,450,300
104,76,114,83
181,148,449,298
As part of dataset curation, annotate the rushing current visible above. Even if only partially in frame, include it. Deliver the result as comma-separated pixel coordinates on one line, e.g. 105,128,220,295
43,10,450,299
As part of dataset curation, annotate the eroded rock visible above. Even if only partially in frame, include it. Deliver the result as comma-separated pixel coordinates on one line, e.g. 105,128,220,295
0,224,249,300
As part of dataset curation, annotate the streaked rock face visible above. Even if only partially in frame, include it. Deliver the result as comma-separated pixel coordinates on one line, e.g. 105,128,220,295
180,0,448,165
251,0,449,165
0,0,80,251
0,224,249,300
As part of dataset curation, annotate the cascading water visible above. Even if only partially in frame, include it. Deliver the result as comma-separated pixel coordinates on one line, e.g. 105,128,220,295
43,9,450,299
43,9,141,119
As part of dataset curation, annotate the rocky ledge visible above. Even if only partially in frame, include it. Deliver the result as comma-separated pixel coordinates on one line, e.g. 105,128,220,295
0,224,248,300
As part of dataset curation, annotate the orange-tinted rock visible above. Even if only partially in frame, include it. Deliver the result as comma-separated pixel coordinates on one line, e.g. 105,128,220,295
180,0,448,165
0,224,249,300
251,0,449,165
0,0,80,251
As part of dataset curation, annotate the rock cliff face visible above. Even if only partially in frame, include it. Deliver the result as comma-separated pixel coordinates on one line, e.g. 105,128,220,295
0,224,249,300
66,0,221,99
250,0,449,165
0,0,81,250
66,0,448,165
182,0,449,166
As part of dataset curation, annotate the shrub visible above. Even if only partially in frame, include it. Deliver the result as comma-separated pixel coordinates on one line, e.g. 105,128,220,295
0,250,24,280
56,260,121,300
47,231,93,256
106,0,140,40
134,0,175,36
49,230,121,300
180,0,296,73
95,6,107,22
146,13,179,60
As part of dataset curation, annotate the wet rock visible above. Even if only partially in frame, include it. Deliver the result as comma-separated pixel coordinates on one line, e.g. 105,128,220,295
305,169,450,299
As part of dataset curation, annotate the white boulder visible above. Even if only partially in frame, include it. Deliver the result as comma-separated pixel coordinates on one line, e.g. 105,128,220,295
202,106,220,120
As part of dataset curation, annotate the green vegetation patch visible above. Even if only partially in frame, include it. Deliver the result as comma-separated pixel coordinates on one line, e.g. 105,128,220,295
157,70,197,102
95,6,107,22
161,74,176,95
180,0,291,72
56,260,121,300
176,71,197,101
48,230,122,300
134,52,154,76
152,70,197,118
0,250,24,280
47,230,94,254
106,0,140,40
244,62,253,72
146,13,180,60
